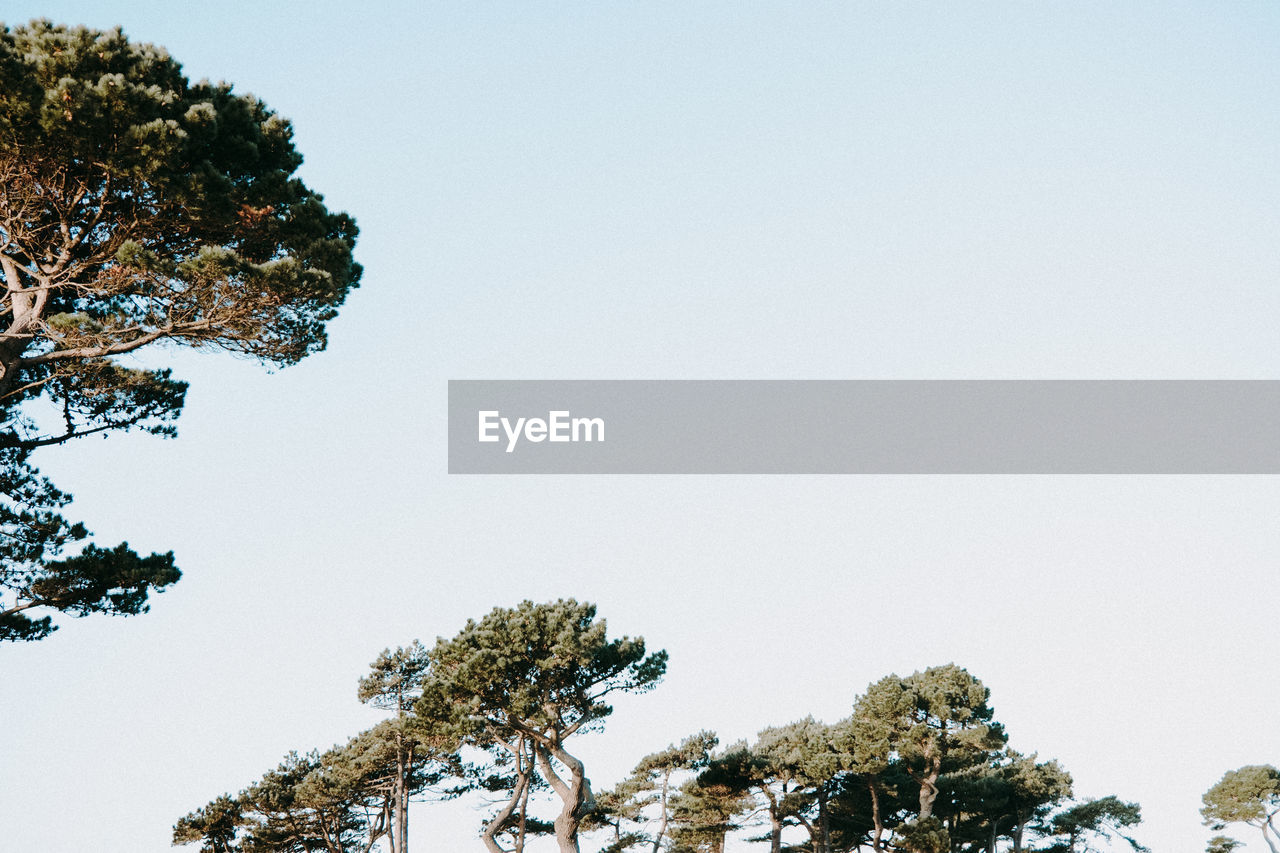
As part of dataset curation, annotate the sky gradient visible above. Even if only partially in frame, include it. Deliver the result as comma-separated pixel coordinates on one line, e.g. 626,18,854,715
3,3,1280,852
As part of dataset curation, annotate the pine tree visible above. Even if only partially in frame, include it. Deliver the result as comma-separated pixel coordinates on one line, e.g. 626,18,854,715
0,20,360,641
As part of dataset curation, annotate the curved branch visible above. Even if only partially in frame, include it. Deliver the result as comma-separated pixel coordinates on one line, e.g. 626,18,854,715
21,320,214,364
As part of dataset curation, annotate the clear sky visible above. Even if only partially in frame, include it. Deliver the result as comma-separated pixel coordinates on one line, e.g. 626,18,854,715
3,3,1280,852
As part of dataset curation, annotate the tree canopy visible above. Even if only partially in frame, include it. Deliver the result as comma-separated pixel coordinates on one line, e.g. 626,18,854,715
1202,765,1280,853
176,710,461,852
357,642,437,853
851,664,1007,830
588,731,719,853
176,603,1150,853
1041,796,1147,853
417,599,667,853
0,20,360,641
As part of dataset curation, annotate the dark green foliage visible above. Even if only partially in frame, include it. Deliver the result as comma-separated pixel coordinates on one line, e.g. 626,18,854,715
359,642,432,712
1206,835,1243,853
896,816,950,853
357,641,432,852
417,599,667,740
638,668,1086,853
929,751,1073,853
595,831,651,853
749,717,853,853
1040,796,1147,853
417,599,667,853
1,540,178,640
175,750,360,853
0,19,359,642
180,619,1140,853
588,731,720,853
666,775,754,853
850,663,1007,830
584,779,650,851
1,525,179,641
822,779,886,853
633,732,720,781
173,795,243,853
0,436,181,641
0,20,360,375
177,645,462,853
174,724,460,853
239,750,366,853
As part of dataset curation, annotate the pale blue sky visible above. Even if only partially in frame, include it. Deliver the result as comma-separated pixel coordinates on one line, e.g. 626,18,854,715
3,3,1280,852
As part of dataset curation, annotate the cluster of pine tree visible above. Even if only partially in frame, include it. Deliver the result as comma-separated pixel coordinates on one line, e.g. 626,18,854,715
174,600,1148,853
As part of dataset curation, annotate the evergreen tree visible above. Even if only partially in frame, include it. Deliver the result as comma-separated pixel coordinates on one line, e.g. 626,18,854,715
751,717,852,853
995,753,1073,853
1038,796,1147,853
416,599,667,853
0,20,360,642
358,642,434,853
1201,765,1280,853
589,731,719,853
476,732,555,853
850,664,1007,851
175,726,459,853
667,775,754,853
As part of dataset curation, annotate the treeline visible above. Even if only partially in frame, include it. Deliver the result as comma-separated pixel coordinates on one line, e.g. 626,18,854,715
174,600,1148,853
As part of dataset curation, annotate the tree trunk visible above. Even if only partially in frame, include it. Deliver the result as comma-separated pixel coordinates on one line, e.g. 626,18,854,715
393,706,412,853
1261,818,1280,853
817,786,830,853
652,770,671,853
537,739,595,853
394,736,407,853
515,765,531,853
367,799,391,853
0,254,43,398
483,734,533,853
916,752,942,820
869,780,885,853
481,771,527,853
553,815,578,853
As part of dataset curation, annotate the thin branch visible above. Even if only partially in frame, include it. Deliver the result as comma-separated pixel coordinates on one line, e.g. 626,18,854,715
0,373,58,401
21,320,213,363
5,410,163,449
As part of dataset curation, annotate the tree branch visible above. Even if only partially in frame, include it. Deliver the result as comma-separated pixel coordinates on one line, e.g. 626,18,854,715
22,320,214,364
536,744,572,802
